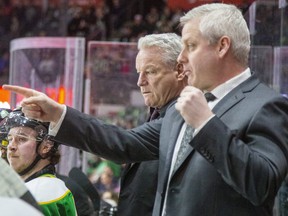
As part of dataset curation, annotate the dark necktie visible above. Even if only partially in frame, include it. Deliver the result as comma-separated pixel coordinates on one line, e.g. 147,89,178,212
148,108,160,121
173,92,216,173
204,92,216,102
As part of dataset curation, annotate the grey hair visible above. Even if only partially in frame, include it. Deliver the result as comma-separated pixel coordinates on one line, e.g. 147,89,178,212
180,3,250,66
137,33,182,68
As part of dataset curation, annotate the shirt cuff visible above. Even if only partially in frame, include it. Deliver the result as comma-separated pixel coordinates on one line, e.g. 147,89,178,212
193,114,215,136
48,105,67,136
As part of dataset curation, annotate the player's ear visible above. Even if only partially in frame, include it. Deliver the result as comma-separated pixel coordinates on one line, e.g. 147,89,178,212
39,139,54,156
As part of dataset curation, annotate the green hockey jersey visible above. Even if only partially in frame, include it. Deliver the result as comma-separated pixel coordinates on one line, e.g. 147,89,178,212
26,174,77,216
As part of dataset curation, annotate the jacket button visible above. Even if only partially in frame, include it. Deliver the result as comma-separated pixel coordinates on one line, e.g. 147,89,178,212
200,147,205,153
170,188,178,193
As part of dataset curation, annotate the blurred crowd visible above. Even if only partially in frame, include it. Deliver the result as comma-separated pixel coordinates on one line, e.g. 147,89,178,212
0,0,182,83
0,0,259,84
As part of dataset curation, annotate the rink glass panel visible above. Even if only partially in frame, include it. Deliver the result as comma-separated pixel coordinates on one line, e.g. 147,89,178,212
86,41,147,127
9,37,85,175
9,37,85,110
244,0,288,95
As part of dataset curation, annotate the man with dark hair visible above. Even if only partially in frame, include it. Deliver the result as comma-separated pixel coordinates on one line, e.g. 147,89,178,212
2,108,77,216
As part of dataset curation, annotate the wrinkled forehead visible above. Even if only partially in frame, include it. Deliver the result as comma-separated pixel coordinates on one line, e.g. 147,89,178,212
8,126,37,137
136,48,169,70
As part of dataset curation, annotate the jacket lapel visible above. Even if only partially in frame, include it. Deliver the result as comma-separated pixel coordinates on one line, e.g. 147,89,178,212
170,75,260,176
159,111,184,192
213,75,260,116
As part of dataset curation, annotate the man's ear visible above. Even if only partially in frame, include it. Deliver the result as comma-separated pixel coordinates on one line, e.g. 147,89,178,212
218,36,230,58
176,63,186,80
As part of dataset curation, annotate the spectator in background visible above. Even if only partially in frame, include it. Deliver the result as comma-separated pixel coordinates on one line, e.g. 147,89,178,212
108,0,124,38
87,6,108,41
130,14,147,40
89,159,120,205
94,170,119,196
144,7,159,34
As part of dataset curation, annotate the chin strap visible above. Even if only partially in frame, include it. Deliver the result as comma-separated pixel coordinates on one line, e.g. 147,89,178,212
18,155,42,177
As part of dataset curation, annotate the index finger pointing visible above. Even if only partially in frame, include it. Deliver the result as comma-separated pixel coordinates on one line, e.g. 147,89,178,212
2,85,38,98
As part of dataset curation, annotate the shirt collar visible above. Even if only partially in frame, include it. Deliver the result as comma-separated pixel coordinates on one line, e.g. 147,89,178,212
211,68,251,100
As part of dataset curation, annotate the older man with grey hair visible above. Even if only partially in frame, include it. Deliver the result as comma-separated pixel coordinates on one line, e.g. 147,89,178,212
117,33,186,216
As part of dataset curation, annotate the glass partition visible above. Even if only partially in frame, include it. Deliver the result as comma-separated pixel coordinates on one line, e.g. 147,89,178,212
9,37,86,175
273,47,288,94
83,41,146,174
85,41,146,124
249,46,274,87
244,0,288,46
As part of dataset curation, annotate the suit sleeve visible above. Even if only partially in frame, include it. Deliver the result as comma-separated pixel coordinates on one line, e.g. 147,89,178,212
55,107,161,163
191,96,288,205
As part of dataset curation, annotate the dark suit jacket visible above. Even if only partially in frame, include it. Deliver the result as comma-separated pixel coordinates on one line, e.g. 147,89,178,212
118,105,170,216
56,75,288,216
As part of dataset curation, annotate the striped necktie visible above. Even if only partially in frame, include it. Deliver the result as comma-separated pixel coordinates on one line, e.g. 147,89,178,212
173,92,216,172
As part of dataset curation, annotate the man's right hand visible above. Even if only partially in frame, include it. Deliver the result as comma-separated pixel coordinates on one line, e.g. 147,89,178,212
175,86,214,129
2,85,64,125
